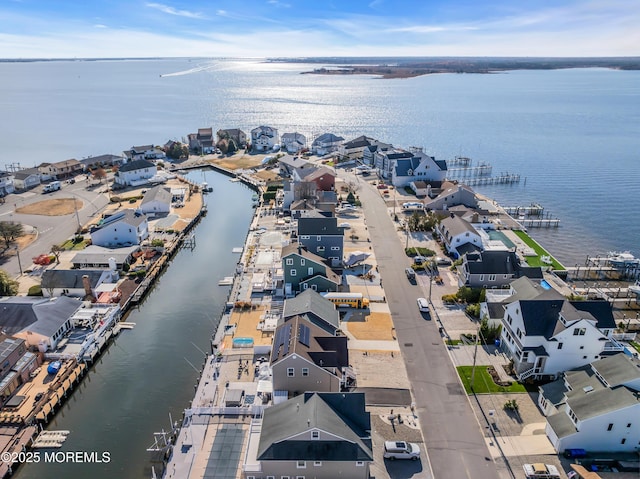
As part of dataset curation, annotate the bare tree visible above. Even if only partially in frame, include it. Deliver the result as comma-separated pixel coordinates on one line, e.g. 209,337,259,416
0,221,24,252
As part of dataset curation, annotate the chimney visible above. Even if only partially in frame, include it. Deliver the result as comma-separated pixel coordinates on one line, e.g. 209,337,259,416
82,274,92,297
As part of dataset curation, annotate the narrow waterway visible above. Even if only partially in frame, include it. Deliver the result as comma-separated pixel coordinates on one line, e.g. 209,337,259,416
15,170,255,479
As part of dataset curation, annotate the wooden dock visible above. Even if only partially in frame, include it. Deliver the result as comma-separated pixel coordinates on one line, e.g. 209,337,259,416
460,173,521,186
519,218,560,228
32,430,70,449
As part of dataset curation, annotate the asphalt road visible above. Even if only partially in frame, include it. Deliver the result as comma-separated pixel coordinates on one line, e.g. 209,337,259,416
0,177,110,276
349,172,499,479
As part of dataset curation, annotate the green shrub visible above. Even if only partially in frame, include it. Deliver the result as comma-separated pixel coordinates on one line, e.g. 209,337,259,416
129,198,136,203
28,285,43,296
151,239,165,247
465,303,481,318
442,294,457,304
456,287,482,304
122,263,130,272
263,191,276,201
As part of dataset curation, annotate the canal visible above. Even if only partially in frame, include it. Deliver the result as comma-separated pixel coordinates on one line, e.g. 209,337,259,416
14,170,256,479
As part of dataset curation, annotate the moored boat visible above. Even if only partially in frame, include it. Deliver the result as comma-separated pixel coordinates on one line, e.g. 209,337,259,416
606,251,640,268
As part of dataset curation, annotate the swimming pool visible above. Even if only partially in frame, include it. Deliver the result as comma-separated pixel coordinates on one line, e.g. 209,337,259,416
487,230,516,249
232,337,254,348
540,280,551,290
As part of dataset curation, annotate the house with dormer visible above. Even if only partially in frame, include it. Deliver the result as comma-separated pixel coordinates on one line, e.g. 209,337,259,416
539,354,640,453
311,133,344,156
243,392,372,479
123,145,164,162
187,127,215,154
500,296,621,381
90,209,149,247
281,132,307,154
281,289,340,335
459,250,543,288
251,126,279,152
114,159,157,186
424,181,478,211
271,315,351,396
282,244,341,297
436,215,483,258
297,212,344,268
338,135,376,161
391,149,448,187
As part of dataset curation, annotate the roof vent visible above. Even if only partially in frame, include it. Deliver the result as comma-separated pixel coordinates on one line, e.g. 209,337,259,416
583,386,594,393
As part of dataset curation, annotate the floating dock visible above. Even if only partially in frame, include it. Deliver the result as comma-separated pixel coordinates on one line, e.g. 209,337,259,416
32,430,70,449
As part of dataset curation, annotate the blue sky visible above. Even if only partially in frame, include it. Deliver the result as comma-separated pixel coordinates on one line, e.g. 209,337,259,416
1,0,638,58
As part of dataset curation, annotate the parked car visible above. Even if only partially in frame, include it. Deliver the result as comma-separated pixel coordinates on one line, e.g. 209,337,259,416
413,255,426,265
383,441,420,460
435,256,452,266
523,463,560,478
338,222,351,229
417,297,430,314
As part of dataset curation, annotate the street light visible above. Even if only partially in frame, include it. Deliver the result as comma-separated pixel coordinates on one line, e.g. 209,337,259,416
14,245,22,275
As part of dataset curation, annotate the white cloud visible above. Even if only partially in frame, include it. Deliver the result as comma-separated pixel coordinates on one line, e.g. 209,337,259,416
145,2,205,19
267,0,291,7
93,24,108,29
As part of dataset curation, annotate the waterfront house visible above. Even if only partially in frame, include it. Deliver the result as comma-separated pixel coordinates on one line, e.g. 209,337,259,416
278,155,310,178
0,171,15,196
271,315,351,396
38,159,83,179
90,209,149,248
538,354,640,453
187,127,215,154
436,215,483,258
424,181,478,211
244,392,372,479
297,212,345,268
281,132,307,154
391,149,448,187
79,154,126,170
11,168,41,191
363,139,394,168
0,336,40,402
282,244,341,296
301,167,335,192
251,126,279,152
458,250,543,288
338,135,376,161
500,295,621,381
0,296,81,352
140,185,172,216
41,269,115,299
113,159,157,186
311,133,344,156
217,128,247,148
281,289,340,335
71,244,138,269
374,147,413,179
123,145,165,161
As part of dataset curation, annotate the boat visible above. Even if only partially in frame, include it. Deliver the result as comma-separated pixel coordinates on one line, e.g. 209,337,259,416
47,361,62,375
629,281,640,296
606,251,640,268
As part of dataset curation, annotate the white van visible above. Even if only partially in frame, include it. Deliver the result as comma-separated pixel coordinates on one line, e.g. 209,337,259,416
417,297,430,313
43,181,61,193
383,441,421,460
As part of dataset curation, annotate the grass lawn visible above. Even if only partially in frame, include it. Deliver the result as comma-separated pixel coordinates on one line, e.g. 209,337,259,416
405,247,435,257
630,341,640,354
513,230,565,270
60,239,90,250
446,339,462,346
457,365,527,394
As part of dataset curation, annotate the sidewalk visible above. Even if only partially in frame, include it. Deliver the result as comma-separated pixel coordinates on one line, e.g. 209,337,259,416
447,344,513,383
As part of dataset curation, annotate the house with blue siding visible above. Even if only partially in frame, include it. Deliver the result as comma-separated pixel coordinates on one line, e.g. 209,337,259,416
282,244,341,297
297,212,345,268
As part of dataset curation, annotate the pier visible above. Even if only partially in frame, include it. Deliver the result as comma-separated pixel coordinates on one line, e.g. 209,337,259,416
519,218,560,228
460,173,521,186
503,203,544,216
446,163,493,178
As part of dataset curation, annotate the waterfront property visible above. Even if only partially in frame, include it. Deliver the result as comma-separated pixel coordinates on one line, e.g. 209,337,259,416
539,354,640,453
281,289,340,335
338,135,376,161
37,159,82,179
244,392,372,479
140,185,172,216
271,315,351,396
40,269,116,299
424,181,478,211
437,214,483,258
123,145,165,162
281,132,306,154
251,125,279,152
297,211,345,268
89,209,149,247
458,250,543,288
79,153,126,170
390,148,448,187
217,128,248,148
113,159,157,186
282,244,341,296
311,132,344,156
70,244,138,269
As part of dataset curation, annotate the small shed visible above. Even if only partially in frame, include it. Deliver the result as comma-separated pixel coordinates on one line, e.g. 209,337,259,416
224,388,245,407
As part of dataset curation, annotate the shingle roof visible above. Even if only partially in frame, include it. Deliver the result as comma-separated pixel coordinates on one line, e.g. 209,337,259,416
41,269,106,290
118,159,155,172
546,409,577,439
283,289,340,332
569,300,616,330
257,392,372,461
440,215,478,239
394,157,421,177
569,386,639,422
13,168,40,180
313,133,344,145
93,209,146,231
71,245,139,265
141,185,172,205
519,299,565,338
298,216,343,236
0,296,81,337
539,378,569,407
590,354,640,387
281,244,341,286
342,135,374,149
130,145,154,153
302,166,335,182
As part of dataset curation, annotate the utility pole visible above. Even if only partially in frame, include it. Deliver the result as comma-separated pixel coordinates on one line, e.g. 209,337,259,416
15,245,23,275
470,324,480,390
73,195,81,230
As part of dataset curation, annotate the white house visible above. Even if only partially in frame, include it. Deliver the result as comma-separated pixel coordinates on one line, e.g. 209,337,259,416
114,159,157,186
338,135,376,160
539,354,640,453
251,126,279,152
90,209,149,247
500,297,621,381
140,185,172,216
41,269,115,298
12,168,41,190
311,133,344,156
124,145,164,161
424,181,478,211
281,132,306,154
391,149,448,187
436,215,483,258
0,171,15,196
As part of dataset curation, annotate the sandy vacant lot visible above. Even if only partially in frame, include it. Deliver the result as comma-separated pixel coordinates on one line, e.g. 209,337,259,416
210,153,264,171
15,198,83,216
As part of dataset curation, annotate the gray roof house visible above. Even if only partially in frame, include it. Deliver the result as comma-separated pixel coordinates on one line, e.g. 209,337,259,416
297,213,345,268
114,159,157,186
89,209,149,247
539,354,640,453
282,289,340,334
12,168,41,191
246,392,372,479
217,128,247,147
459,250,543,288
338,135,376,160
282,243,341,298
271,315,351,396
424,181,478,211
41,269,114,298
278,155,310,178
0,296,81,351
71,244,139,269
79,154,125,170
311,133,344,156
251,125,279,152
500,294,621,381
281,132,307,154
436,215,482,258
391,149,448,187
140,185,172,216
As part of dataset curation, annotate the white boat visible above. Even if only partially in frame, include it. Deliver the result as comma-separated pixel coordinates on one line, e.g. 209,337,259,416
607,251,640,268
629,281,640,295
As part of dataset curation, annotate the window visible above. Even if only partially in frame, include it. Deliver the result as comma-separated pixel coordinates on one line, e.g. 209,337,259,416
317,246,325,252
247,476,255,479
356,461,365,467
286,258,293,265
308,267,314,276
287,368,294,377
507,314,512,325
314,461,322,466
302,368,309,376
290,269,297,276
330,246,340,251
297,461,306,469
489,274,496,281
296,477,305,479
316,236,322,241
621,438,626,445
300,235,310,240
312,431,320,440
558,342,563,350
302,283,308,290
267,476,275,479
573,327,586,336
607,423,613,431
300,259,305,266
627,423,632,428
479,275,484,282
